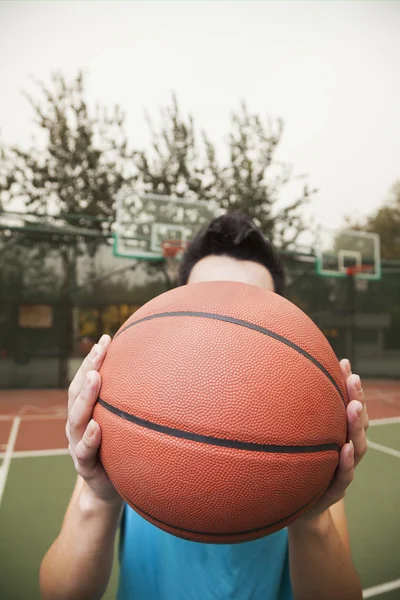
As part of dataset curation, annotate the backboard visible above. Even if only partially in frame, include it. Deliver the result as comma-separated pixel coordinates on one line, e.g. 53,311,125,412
113,190,220,261
316,228,381,281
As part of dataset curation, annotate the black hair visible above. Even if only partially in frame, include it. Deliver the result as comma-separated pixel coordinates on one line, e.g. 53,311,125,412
178,212,285,296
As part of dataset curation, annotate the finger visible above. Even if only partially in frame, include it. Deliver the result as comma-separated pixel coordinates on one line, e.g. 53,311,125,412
346,373,364,403
74,420,101,476
347,400,368,466
340,358,352,380
346,375,369,431
68,344,102,412
68,335,110,408
68,335,111,410
68,371,101,447
325,441,355,504
99,334,111,347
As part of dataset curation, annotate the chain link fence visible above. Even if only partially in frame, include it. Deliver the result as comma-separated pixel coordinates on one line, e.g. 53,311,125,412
1,227,399,388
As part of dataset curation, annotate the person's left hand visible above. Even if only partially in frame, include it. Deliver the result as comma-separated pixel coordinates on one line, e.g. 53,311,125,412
297,358,369,521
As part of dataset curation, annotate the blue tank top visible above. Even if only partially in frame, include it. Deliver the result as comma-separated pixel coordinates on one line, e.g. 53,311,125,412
117,505,293,600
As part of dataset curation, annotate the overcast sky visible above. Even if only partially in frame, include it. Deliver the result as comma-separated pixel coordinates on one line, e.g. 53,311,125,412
1,1,399,230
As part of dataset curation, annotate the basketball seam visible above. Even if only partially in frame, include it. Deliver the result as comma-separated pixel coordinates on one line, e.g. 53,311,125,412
97,398,341,453
119,480,329,538
115,310,347,408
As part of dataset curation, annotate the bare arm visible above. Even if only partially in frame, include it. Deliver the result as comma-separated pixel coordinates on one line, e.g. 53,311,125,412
40,476,123,600
40,336,124,600
288,360,368,600
288,502,361,600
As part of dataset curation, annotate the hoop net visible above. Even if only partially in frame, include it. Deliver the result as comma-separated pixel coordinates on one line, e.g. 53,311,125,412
346,266,373,292
161,240,187,282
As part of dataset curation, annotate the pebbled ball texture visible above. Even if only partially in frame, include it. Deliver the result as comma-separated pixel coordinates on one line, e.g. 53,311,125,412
93,281,348,544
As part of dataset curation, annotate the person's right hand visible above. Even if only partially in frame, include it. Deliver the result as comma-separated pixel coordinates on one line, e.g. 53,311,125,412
66,334,122,505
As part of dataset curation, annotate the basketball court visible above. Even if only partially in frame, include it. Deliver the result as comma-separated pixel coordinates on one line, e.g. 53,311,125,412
0,384,399,600
1,193,399,597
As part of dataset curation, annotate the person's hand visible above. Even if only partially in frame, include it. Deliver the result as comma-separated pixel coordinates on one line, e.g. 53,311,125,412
66,334,122,505
297,358,368,521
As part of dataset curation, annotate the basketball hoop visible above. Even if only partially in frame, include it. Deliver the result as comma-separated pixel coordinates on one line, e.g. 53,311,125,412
315,228,381,285
161,240,187,283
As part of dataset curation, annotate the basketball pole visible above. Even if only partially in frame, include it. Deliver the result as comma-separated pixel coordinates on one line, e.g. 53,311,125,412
348,272,357,373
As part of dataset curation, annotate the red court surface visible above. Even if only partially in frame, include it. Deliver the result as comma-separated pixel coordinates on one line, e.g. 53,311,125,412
0,380,399,452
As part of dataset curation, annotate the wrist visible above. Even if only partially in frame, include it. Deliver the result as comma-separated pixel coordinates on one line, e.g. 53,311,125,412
289,509,333,536
78,480,123,517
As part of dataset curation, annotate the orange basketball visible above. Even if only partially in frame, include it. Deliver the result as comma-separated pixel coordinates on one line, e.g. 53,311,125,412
93,281,348,544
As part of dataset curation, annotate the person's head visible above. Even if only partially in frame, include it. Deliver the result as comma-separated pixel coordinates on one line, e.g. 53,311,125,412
178,212,285,295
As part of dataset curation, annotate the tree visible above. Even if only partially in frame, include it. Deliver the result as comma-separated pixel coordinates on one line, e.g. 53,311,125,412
346,181,400,259
203,103,316,248
0,71,135,229
0,71,137,385
366,182,400,259
0,73,317,385
135,97,316,249
134,94,207,200
0,234,60,302
0,70,139,301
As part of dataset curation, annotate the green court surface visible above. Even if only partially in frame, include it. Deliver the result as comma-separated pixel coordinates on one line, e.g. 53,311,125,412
0,455,119,599
0,424,399,599
368,423,400,451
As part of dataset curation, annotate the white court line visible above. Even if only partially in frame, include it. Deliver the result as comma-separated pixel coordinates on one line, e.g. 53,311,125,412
0,417,21,506
363,578,400,598
367,439,400,459
0,448,69,460
369,416,400,427
7,404,66,416
0,413,66,422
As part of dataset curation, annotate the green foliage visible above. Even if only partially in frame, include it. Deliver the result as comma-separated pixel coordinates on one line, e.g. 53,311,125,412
365,182,400,259
204,103,315,248
0,241,56,302
347,181,400,259
0,72,317,387
134,94,206,200
0,72,318,304
0,71,135,232
135,97,316,249
1,73,315,252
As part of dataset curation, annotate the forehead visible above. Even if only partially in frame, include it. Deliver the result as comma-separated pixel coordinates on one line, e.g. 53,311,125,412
188,254,275,292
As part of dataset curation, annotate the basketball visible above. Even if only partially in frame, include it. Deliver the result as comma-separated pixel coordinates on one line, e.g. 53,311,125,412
93,281,348,544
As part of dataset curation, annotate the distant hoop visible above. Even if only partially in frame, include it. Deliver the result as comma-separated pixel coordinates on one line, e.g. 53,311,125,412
161,240,187,283
161,240,187,259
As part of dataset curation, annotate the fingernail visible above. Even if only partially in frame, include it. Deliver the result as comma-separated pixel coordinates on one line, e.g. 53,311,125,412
354,375,362,392
345,359,351,374
354,400,363,415
99,334,108,346
347,440,354,459
90,344,100,359
87,420,96,438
